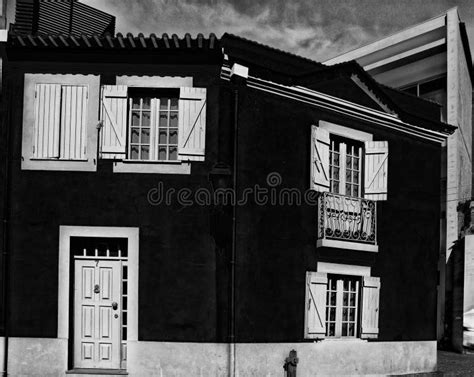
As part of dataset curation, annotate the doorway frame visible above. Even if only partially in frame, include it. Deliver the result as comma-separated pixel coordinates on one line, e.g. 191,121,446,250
58,226,139,370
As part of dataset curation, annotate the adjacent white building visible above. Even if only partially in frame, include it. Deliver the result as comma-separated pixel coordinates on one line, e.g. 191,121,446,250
325,7,473,350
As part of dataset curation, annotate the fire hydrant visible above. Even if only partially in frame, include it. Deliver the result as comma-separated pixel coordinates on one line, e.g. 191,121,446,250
283,349,298,377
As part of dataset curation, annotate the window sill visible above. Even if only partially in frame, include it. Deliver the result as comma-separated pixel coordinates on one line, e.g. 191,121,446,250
316,239,378,253
113,160,191,174
22,157,96,172
30,158,88,162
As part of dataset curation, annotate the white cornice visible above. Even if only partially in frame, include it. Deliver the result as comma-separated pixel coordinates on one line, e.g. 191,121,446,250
220,64,450,144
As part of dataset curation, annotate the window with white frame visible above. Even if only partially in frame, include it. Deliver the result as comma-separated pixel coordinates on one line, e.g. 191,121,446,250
100,85,206,164
305,271,380,339
325,274,360,337
329,135,363,197
127,89,179,161
310,123,389,201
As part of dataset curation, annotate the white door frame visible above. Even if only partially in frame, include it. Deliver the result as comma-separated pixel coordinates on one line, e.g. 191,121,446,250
58,226,139,368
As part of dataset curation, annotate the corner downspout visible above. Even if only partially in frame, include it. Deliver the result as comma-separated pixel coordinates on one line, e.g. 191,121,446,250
228,61,247,377
1,66,12,377
229,86,238,377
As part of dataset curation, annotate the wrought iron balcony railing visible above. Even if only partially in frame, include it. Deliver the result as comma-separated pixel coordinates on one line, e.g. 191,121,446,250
317,192,377,245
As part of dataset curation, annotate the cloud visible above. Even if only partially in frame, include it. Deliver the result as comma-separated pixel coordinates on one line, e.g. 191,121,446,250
81,0,474,61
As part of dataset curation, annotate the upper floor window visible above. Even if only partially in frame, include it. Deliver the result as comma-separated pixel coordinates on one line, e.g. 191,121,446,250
329,136,363,197
100,85,207,166
127,90,179,162
310,122,388,201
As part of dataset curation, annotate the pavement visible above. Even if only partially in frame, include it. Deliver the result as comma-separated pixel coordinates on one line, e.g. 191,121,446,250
437,350,474,376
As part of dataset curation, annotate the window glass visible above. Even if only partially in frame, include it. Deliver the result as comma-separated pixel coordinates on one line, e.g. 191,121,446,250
325,275,360,338
128,89,179,161
329,135,363,197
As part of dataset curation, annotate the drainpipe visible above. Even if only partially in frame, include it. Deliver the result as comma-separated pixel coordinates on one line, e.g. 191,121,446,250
228,62,247,377
1,67,12,377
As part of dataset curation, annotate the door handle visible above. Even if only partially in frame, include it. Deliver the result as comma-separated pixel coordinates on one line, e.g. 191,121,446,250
112,302,118,310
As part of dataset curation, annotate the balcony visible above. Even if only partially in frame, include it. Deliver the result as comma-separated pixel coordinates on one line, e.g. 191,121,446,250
317,192,378,252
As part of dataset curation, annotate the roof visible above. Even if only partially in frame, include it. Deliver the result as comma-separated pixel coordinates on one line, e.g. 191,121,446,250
8,31,219,50
6,29,454,136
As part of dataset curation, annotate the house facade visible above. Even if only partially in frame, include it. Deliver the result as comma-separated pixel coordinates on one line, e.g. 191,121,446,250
0,22,455,377
324,8,473,349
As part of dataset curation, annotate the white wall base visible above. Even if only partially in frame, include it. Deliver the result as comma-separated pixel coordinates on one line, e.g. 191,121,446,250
0,338,436,376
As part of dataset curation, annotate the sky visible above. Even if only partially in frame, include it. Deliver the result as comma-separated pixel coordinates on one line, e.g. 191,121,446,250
81,0,474,62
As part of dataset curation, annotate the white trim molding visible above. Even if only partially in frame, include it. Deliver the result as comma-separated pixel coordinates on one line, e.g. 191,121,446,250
316,239,379,253
317,262,371,276
58,226,139,344
220,63,451,144
116,75,193,88
318,120,373,142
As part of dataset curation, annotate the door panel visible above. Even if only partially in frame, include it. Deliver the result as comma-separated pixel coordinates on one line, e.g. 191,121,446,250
74,260,121,369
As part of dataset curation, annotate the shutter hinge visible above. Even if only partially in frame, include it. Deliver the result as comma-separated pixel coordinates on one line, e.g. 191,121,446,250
34,90,37,98
32,145,35,154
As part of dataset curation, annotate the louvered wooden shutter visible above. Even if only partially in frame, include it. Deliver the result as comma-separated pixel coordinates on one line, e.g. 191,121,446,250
310,126,330,192
364,141,388,200
101,85,128,159
33,83,61,159
361,276,381,339
60,85,88,160
305,271,327,339
178,87,207,161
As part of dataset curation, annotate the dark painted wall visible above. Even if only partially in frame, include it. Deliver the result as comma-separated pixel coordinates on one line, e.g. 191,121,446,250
2,49,441,344
4,55,227,342
233,84,441,342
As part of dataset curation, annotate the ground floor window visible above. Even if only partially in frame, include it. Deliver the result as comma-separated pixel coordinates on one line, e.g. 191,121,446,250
305,270,380,340
325,275,360,337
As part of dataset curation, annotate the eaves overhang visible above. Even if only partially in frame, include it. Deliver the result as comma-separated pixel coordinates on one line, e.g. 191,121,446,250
221,63,454,144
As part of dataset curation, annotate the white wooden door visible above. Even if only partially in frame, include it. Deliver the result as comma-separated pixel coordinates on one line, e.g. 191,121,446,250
74,260,122,369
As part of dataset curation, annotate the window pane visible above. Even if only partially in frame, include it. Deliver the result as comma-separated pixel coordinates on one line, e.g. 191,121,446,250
330,292,336,306
170,113,178,128
353,171,359,184
346,183,351,195
329,323,335,336
158,147,167,160
160,98,169,110
132,97,140,109
349,323,355,336
141,146,149,160
349,308,355,321
131,112,140,126
342,323,348,336
343,308,348,321
169,129,178,144
131,128,140,143
169,147,178,160
346,157,352,169
333,153,339,166
159,130,167,144
142,97,151,109
159,113,168,127
142,112,150,127
354,157,359,170
141,128,150,144
123,296,127,310
130,145,139,159
346,169,352,182
170,97,178,110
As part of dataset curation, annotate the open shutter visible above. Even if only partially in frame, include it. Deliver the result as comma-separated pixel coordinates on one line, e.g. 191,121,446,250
360,276,380,339
178,87,207,161
310,126,330,192
364,141,388,200
60,85,88,160
304,271,327,339
33,83,61,159
100,85,128,159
